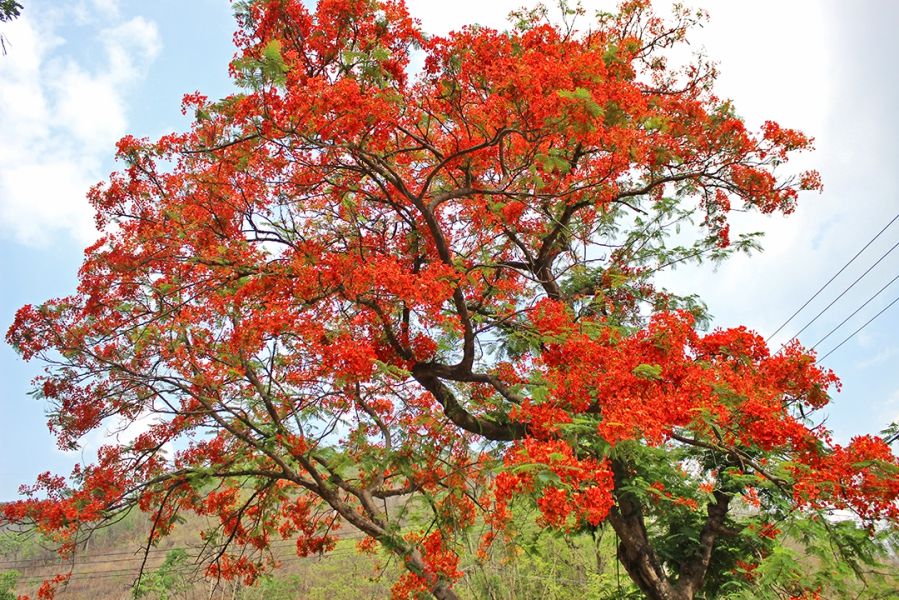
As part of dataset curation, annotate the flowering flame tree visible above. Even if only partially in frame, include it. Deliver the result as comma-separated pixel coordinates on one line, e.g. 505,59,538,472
4,1,898,599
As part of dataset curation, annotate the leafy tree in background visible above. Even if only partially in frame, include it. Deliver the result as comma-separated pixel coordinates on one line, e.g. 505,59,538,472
0,0,22,55
131,549,191,600
3,1,898,599
0,0,21,21
0,570,20,600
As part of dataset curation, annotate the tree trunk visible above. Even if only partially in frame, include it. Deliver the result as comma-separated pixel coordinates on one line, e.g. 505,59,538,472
431,581,460,600
610,511,687,600
607,460,733,600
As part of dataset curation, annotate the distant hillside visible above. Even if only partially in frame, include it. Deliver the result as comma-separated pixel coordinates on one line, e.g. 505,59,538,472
0,505,627,599
0,510,399,599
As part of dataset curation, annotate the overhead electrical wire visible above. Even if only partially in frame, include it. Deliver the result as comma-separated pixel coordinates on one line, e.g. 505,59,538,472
0,539,300,569
0,531,367,569
818,293,899,361
14,548,360,585
0,539,289,568
811,272,899,350
778,237,899,350
766,212,899,342
10,534,371,584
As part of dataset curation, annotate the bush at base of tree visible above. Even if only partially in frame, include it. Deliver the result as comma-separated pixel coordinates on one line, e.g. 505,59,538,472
0,570,20,600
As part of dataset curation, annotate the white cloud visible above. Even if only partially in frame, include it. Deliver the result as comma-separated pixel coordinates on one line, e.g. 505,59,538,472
0,7,160,245
860,346,898,369
72,0,121,24
91,0,121,20
103,16,161,78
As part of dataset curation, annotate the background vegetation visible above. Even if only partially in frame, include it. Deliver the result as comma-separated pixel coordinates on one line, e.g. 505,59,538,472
2,501,896,599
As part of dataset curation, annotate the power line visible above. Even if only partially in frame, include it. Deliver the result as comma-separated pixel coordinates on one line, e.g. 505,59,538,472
811,272,899,350
0,540,299,569
5,529,393,589
818,293,899,362
14,548,360,585
766,212,899,342
779,237,899,350
0,531,366,569
9,536,370,582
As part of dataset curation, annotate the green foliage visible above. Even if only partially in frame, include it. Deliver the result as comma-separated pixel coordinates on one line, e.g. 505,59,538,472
132,549,191,600
0,534,19,558
632,363,663,380
238,538,395,600
558,88,604,116
230,39,290,89
0,570,19,600
550,190,757,332
240,574,304,600
0,0,21,55
459,518,641,600
0,530,51,562
0,0,21,22
599,437,899,599
748,516,899,600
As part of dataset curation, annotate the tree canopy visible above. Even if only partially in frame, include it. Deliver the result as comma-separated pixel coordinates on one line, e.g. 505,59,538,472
0,0,22,55
0,0,21,22
4,1,898,599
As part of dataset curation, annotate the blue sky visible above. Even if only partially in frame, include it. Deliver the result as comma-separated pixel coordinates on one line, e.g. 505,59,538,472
1,0,898,500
